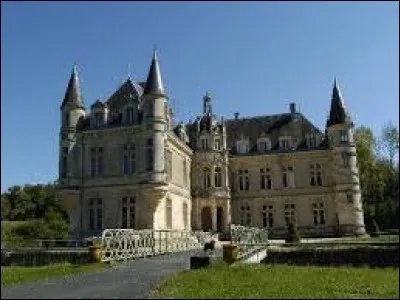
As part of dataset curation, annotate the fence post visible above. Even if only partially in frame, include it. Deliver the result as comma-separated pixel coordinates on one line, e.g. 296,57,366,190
151,230,155,256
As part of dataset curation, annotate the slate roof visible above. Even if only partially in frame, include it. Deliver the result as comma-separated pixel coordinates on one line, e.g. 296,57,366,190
143,51,166,97
61,65,85,109
224,113,325,153
327,78,352,127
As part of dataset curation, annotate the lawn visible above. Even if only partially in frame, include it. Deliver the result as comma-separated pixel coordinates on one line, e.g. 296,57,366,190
1,262,109,287
151,263,399,299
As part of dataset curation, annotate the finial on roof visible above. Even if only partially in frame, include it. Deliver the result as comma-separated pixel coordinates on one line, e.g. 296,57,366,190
127,63,131,79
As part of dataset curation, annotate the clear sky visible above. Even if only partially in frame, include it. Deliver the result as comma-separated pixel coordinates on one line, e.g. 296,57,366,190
1,1,399,192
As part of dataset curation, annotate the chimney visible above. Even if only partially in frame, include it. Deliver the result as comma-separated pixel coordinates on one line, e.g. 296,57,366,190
290,102,296,114
234,112,240,120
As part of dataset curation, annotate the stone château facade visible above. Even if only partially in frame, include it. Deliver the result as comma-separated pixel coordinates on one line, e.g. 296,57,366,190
57,51,365,239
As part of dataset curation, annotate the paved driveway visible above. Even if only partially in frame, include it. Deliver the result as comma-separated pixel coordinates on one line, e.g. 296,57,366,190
2,249,222,299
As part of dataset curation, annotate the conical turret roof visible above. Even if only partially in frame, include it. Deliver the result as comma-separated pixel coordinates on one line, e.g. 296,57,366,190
144,50,166,97
327,77,351,127
61,65,84,109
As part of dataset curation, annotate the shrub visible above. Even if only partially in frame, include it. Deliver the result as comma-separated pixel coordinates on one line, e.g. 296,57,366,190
286,222,300,243
369,219,380,237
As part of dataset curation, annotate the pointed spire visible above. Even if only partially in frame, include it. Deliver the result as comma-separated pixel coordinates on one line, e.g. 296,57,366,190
327,77,351,127
144,49,166,97
61,64,84,109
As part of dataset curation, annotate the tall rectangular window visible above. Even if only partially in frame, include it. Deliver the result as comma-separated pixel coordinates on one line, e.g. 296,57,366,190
313,202,325,226
122,197,136,229
166,150,173,181
310,164,322,186
183,159,187,187
262,205,274,228
342,153,350,168
282,166,295,188
284,204,296,226
260,168,272,190
126,107,134,124
91,147,104,177
146,139,153,171
340,130,348,144
201,137,208,150
91,148,97,177
61,147,68,178
123,145,129,175
214,138,221,150
89,198,102,231
130,145,136,173
97,148,103,175
94,113,103,127
239,170,250,191
240,204,251,226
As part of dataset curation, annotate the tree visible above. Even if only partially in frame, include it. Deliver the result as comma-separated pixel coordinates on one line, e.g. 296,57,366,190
380,121,399,169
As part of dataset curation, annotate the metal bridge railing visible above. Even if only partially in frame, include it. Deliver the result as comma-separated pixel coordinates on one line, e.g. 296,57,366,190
229,224,269,261
100,229,212,262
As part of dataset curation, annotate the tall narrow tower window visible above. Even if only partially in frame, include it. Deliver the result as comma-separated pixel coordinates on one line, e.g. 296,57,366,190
340,130,348,144
61,147,68,178
146,138,153,171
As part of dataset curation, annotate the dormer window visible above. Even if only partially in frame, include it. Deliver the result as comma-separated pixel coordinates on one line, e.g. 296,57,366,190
94,112,103,128
306,135,317,148
214,138,221,150
126,107,135,124
258,137,271,153
279,137,292,150
200,136,208,150
236,140,249,154
340,130,348,144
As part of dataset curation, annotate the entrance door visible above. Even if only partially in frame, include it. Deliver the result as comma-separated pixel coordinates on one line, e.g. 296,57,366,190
216,207,224,232
201,207,212,232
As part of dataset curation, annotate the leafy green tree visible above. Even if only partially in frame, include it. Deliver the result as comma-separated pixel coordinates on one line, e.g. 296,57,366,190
380,121,399,169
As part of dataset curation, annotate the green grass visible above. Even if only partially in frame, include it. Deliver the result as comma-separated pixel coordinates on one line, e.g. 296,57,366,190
1,262,109,287
151,264,399,299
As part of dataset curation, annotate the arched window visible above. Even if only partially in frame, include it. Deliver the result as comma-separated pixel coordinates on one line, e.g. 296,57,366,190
214,167,222,187
203,168,211,188
166,198,172,229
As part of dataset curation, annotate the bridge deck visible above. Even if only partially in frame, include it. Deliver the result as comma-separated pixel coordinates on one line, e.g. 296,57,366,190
2,249,222,299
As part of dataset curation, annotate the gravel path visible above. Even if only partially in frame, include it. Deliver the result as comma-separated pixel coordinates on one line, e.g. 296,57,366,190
2,248,222,299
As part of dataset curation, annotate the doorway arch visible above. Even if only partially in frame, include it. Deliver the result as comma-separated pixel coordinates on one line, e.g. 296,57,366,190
217,206,224,232
201,206,212,232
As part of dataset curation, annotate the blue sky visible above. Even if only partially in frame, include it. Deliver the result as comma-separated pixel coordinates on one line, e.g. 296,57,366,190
1,1,399,192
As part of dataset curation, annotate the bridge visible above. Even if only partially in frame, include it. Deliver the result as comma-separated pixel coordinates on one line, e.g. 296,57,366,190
1,225,269,299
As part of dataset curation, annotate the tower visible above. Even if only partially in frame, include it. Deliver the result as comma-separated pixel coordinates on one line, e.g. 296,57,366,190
141,50,168,183
327,78,365,235
59,65,86,181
